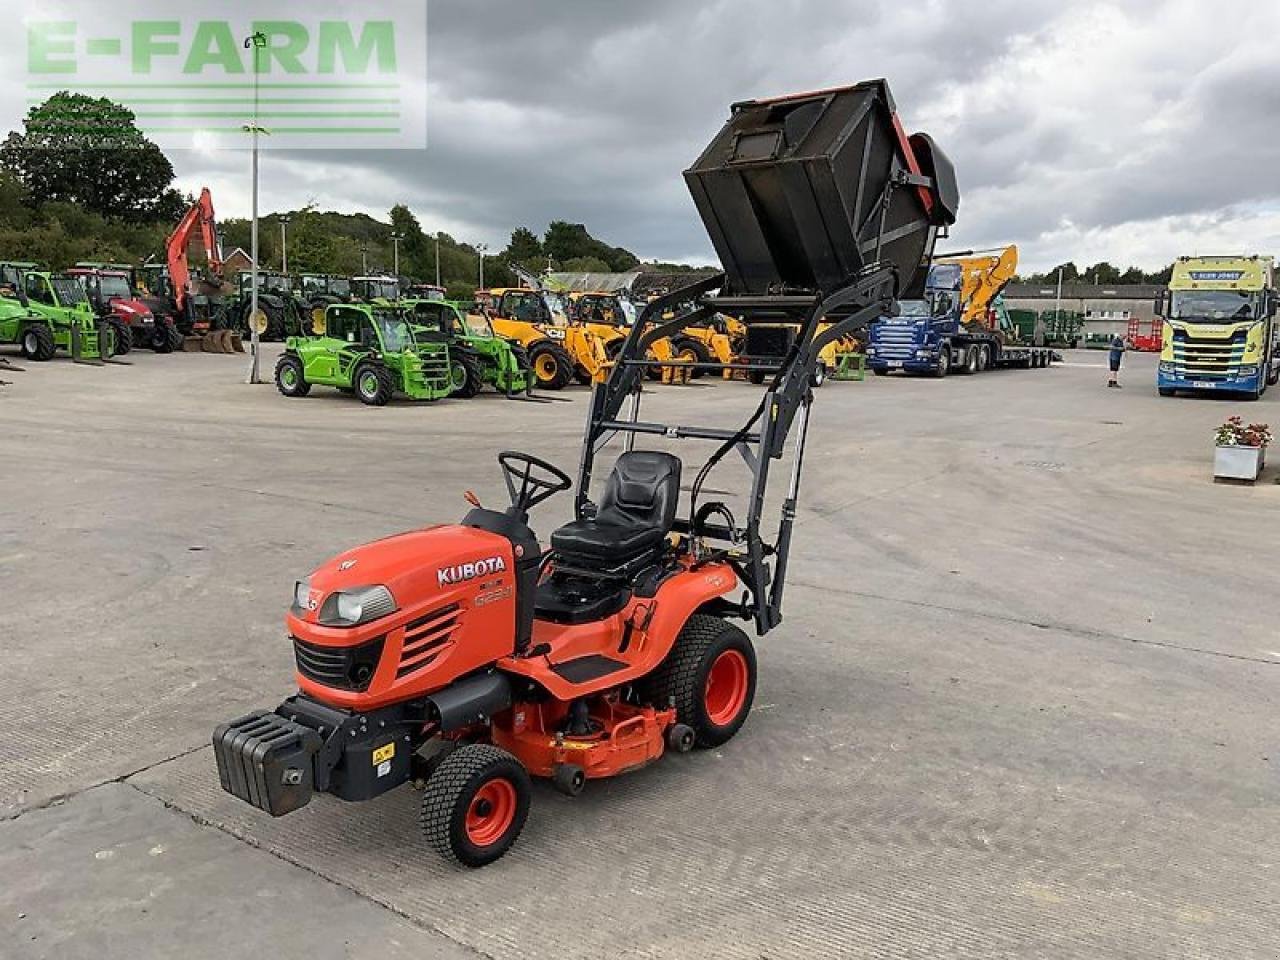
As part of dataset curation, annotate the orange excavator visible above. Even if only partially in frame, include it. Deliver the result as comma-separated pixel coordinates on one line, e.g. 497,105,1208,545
139,188,241,353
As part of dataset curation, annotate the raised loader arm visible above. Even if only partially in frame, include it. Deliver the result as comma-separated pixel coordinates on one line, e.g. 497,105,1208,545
165,188,223,313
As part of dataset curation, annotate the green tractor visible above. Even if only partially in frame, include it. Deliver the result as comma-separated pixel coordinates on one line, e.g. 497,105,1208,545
404,298,532,397
350,275,400,306
231,272,307,341
274,303,458,406
0,269,125,361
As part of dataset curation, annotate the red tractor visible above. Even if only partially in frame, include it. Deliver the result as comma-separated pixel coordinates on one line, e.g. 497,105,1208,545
213,79,956,867
68,265,178,354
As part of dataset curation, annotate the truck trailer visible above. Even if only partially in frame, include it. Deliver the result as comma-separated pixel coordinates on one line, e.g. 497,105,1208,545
1157,255,1279,399
866,245,1055,375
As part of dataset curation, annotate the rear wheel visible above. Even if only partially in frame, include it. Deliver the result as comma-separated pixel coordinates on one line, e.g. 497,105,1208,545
355,362,395,406
275,353,311,397
962,346,979,374
450,351,484,398
977,345,990,371
528,340,574,390
640,614,757,748
420,744,531,868
20,323,56,361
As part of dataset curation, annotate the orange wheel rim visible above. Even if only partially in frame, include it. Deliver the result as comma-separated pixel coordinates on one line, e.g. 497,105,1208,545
465,778,517,846
704,649,749,726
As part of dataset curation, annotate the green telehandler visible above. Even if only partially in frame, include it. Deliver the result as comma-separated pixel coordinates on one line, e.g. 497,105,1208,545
403,298,532,397
0,269,126,362
274,302,458,406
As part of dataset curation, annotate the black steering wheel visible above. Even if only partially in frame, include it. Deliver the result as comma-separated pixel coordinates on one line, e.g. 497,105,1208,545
498,451,572,514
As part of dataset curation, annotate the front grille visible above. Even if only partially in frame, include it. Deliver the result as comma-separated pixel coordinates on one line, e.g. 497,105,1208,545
1170,328,1248,378
397,603,462,679
871,321,920,359
293,635,385,691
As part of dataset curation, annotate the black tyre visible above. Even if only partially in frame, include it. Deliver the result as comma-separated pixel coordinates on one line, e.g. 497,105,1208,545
977,345,990,371
810,360,828,388
420,744,531,868
354,362,395,406
673,336,711,379
20,323,56,361
528,340,574,390
933,348,950,378
1158,387,1176,397
151,325,174,353
263,302,287,341
107,319,131,357
962,347,978,374
639,614,757,749
166,325,185,352
275,353,311,398
450,351,484,399
748,369,767,385
872,367,890,377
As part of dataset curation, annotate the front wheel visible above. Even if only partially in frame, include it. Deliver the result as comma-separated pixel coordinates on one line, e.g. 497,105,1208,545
933,349,950,378
528,341,574,390
105,319,131,357
450,352,483,399
420,744,531,868
1158,387,1176,397
639,614,757,748
275,353,311,397
355,363,395,406
151,325,174,353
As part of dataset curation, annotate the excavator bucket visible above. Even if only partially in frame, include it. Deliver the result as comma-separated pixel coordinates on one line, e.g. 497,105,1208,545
183,330,243,352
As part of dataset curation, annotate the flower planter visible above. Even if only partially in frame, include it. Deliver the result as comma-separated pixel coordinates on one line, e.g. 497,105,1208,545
1214,444,1265,483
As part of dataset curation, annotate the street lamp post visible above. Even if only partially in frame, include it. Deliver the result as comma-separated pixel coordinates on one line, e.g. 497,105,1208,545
391,231,404,277
243,30,268,385
435,234,441,287
477,243,488,290
280,215,292,274
360,243,369,274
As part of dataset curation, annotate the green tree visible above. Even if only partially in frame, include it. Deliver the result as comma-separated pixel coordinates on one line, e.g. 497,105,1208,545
543,221,639,272
389,203,429,277
506,226,543,263
1,93,178,221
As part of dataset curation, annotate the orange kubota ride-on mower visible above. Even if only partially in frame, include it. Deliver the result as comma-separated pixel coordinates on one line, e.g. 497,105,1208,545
213,79,958,867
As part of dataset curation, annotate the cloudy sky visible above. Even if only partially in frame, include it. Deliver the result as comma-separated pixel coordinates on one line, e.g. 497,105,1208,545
9,0,1280,273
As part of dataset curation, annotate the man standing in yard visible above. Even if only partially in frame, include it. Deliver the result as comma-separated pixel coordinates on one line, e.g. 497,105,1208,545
1107,333,1126,388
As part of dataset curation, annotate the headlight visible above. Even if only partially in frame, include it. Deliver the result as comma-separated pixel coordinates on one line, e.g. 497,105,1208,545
916,349,930,358
1158,362,1173,373
865,346,876,356
293,578,311,610
318,585,397,627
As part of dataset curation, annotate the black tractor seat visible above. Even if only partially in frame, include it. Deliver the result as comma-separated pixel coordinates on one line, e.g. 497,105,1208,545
549,451,682,572
535,451,683,625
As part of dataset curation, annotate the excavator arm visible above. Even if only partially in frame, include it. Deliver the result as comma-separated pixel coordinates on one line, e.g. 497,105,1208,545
934,244,1018,327
165,188,223,312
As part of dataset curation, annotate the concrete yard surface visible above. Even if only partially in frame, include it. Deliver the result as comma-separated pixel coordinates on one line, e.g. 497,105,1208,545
2,346,1277,958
